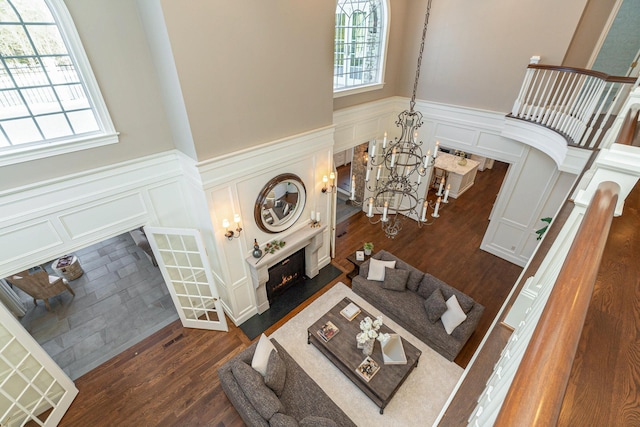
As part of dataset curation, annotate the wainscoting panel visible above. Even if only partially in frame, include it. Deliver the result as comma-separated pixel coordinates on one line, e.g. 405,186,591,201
0,220,62,265
58,193,147,239
0,152,195,278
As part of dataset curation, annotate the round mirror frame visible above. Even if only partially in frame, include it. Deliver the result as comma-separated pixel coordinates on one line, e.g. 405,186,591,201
254,173,307,233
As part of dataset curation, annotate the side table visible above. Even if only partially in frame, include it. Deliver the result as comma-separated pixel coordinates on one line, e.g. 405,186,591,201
52,255,84,281
346,251,374,280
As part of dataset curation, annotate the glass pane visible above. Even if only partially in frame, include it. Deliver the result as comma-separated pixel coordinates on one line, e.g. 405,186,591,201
183,236,198,252
23,87,60,114
12,0,54,23
35,113,72,139
0,89,28,118
0,24,35,57
28,24,67,55
2,116,42,144
44,56,78,84
55,84,89,110
174,251,188,266
0,0,19,21
67,109,99,133
168,235,185,252
188,253,203,268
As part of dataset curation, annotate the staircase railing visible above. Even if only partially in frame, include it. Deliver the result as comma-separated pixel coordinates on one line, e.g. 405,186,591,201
464,88,640,427
510,64,636,149
493,181,619,426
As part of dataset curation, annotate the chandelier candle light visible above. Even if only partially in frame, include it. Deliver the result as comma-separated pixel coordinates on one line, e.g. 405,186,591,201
361,0,447,239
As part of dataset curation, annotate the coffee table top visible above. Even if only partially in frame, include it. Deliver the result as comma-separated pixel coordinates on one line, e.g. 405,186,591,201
307,297,421,409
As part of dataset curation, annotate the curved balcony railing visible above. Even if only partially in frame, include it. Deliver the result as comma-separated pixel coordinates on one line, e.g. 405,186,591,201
509,64,636,149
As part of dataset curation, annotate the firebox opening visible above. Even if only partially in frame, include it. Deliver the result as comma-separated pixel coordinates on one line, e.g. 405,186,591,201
266,249,306,304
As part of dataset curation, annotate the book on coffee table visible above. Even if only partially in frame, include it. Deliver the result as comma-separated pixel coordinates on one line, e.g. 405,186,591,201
340,302,361,321
317,320,339,342
356,356,380,382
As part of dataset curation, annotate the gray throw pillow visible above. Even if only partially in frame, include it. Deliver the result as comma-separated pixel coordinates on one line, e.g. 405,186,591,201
264,349,287,397
382,267,409,291
440,288,475,313
299,416,338,427
424,288,448,323
232,360,284,420
270,413,299,427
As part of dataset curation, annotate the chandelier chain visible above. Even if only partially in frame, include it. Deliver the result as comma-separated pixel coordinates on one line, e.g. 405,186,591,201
410,0,433,112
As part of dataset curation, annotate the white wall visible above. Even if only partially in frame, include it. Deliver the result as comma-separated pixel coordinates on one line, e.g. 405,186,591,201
0,152,197,278
196,127,335,325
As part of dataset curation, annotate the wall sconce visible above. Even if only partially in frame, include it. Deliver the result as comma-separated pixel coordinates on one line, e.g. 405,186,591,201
223,214,242,240
322,172,336,193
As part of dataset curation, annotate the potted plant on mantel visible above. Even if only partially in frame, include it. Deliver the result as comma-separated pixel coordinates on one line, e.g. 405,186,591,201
363,242,374,256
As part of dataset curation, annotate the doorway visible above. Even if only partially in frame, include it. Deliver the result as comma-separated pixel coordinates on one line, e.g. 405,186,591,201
4,230,177,379
591,0,640,77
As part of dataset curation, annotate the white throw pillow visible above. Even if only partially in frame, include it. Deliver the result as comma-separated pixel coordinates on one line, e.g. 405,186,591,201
367,258,396,281
440,295,467,335
251,334,277,376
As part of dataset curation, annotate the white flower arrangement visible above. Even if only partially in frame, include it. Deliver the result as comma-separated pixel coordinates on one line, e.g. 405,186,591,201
357,316,390,344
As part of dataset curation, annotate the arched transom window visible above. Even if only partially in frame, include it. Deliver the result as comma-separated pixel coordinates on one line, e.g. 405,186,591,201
334,0,388,95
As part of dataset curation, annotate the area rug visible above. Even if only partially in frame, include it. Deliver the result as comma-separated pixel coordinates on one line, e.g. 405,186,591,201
270,282,462,427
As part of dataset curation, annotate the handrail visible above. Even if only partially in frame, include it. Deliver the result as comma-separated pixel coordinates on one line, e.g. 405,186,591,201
494,181,620,426
510,64,636,149
615,103,640,146
528,64,636,84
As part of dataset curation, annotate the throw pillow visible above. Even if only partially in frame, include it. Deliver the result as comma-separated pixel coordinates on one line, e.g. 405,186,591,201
299,416,338,427
423,288,447,323
381,267,409,291
416,273,449,300
264,349,287,397
440,295,467,334
252,334,277,376
232,360,284,420
270,413,299,427
367,258,396,281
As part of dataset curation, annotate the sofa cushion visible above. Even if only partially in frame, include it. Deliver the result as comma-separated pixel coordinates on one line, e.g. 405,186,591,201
423,288,447,323
382,267,409,291
441,295,467,334
378,252,424,291
417,274,475,313
300,416,338,427
270,413,298,427
232,360,284,420
265,350,287,397
367,258,396,281
252,334,277,376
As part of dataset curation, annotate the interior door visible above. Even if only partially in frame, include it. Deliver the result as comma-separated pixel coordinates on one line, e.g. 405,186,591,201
0,303,78,426
144,227,228,331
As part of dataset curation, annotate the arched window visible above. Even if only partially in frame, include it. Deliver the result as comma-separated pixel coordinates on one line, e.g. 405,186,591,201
0,0,117,166
334,0,388,95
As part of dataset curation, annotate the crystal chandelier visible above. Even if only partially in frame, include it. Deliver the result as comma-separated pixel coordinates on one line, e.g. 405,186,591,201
360,0,448,239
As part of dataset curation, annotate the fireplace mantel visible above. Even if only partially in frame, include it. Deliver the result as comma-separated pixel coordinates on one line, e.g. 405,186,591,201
246,224,327,314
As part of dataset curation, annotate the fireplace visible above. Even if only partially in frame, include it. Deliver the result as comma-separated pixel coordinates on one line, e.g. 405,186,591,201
266,249,306,303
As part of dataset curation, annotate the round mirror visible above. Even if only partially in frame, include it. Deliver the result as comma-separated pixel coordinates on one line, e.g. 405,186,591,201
254,173,306,233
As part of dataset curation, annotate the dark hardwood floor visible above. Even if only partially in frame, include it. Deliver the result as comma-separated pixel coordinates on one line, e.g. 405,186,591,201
59,161,523,426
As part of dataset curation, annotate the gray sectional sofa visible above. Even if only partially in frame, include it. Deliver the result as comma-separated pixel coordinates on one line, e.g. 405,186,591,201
352,250,484,361
218,338,355,427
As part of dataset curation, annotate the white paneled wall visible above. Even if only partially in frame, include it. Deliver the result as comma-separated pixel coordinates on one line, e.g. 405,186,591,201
0,152,198,279
196,127,335,325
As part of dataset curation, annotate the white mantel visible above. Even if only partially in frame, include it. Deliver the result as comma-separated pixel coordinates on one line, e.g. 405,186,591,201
245,224,327,314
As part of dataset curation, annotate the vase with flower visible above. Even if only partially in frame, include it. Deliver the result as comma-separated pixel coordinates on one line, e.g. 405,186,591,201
356,315,390,356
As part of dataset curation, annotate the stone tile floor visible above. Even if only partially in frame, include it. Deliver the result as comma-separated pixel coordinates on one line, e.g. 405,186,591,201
16,232,178,380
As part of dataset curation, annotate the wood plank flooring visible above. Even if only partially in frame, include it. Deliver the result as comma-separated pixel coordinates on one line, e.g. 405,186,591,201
59,162,522,426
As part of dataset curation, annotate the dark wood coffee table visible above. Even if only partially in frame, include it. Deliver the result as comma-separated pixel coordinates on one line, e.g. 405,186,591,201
307,297,421,414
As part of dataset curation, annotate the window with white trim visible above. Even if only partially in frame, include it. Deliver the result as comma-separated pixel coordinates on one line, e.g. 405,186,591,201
0,0,117,166
334,0,387,95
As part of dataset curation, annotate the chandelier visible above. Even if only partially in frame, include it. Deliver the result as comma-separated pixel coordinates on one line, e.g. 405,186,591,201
360,0,447,239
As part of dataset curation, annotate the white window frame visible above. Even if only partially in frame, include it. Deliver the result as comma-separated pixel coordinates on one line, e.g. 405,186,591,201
333,0,390,98
0,0,118,167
